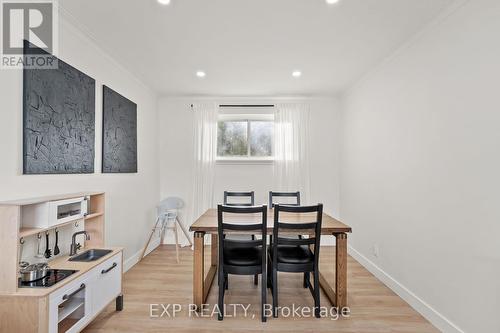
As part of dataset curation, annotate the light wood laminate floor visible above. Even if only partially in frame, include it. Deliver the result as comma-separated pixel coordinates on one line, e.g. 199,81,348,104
84,245,438,333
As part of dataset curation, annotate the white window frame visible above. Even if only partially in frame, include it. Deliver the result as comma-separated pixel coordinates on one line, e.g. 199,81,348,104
216,113,275,164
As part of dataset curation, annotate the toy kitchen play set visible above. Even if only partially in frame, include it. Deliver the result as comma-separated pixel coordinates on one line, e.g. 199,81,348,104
0,192,123,333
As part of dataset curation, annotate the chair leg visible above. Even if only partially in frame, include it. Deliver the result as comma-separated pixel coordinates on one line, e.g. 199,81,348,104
176,216,193,247
160,219,167,245
267,264,273,290
224,273,228,290
272,269,278,318
313,270,320,318
173,223,179,264
218,270,225,321
303,272,310,288
140,217,160,260
261,273,267,322
267,259,272,288
252,234,258,285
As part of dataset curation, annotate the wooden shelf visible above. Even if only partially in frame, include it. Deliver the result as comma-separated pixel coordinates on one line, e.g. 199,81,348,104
58,317,79,333
18,227,45,238
0,192,104,206
19,219,84,238
84,212,103,220
58,298,84,323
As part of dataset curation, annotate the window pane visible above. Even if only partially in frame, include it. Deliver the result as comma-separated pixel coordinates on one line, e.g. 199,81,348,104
217,121,248,156
249,121,273,157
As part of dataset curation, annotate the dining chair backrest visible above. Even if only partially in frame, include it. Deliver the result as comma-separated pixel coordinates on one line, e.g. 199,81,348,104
269,191,301,208
217,204,268,321
224,191,255,206
218,204,267,256
272,204,323,265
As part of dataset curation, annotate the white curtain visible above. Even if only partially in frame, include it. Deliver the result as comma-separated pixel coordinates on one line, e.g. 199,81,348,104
188,102,218,243
273,103,311,204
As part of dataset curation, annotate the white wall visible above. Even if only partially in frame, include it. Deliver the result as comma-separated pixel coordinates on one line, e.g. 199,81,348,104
158,97,340,244
339,0,500,332
0,15,160,267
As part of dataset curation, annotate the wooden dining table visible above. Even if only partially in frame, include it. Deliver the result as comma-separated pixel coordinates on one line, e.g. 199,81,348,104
189,208,352,311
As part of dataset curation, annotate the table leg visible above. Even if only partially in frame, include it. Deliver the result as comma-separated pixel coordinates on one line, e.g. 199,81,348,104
193,231,205,309
203,234,218,300
211,234,218,266
335,232,348,309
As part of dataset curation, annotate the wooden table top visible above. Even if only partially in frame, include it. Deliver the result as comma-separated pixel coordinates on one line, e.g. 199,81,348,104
190,208,352,234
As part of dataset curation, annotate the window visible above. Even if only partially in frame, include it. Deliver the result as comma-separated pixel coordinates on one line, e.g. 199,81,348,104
217,114,274,160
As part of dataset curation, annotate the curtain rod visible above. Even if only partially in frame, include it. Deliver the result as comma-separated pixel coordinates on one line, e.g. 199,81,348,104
219,104,275,108
189,104,275,109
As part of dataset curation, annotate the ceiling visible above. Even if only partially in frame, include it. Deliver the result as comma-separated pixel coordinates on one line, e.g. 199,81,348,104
60,0,454,96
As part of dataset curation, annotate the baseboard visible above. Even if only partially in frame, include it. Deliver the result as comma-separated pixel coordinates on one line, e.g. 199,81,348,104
123,237,161,272
348,246,464,333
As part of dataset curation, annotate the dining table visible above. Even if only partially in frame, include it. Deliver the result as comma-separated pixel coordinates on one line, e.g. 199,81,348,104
189,208,353,311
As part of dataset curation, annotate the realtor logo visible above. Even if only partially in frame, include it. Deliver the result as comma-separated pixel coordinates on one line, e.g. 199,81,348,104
1,0,58,69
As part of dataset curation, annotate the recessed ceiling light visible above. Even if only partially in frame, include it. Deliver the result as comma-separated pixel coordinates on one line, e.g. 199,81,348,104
326,0,340,4
157,0,171,5
196,71,206,78
292,70,302,78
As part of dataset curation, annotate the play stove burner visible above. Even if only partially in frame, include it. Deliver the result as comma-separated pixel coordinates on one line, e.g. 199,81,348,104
19,269,78,288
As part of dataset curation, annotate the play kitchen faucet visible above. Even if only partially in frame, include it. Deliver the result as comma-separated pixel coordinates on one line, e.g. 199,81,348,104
70,230,90,256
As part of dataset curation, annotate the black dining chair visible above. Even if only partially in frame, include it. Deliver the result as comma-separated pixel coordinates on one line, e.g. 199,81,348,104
217,204,268,322
269,191,301,207
224,191,255,206
268,204,323,318
269,191,302,244
223,191,258,285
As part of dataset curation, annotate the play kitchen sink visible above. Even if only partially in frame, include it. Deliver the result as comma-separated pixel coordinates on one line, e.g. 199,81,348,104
69,249,113,262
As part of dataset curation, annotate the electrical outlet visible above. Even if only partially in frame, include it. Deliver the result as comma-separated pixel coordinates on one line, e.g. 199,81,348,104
372,243,379,258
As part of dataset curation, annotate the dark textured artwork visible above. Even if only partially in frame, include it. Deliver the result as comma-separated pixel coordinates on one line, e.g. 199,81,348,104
102,86,137,173
23,42,96,174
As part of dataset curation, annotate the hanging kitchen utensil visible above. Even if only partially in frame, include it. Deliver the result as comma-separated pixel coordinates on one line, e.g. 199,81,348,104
18,238,29,269
44,231,52,259
54,228,60,255
35,233,44,259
